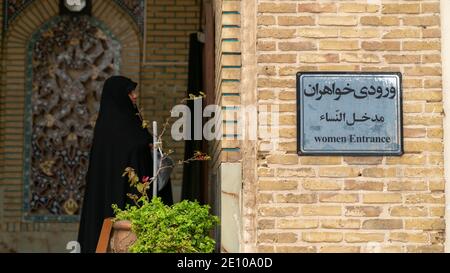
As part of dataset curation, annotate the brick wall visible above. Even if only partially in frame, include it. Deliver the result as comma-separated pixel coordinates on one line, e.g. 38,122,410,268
0,0,142,252
140,0,201,202
255,0,444,253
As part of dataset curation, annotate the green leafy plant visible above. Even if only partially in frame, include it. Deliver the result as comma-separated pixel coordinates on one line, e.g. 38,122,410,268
112,167,219,253
112,92,217,253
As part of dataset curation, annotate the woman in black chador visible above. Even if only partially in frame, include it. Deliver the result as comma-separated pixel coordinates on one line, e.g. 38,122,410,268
77,76,173,253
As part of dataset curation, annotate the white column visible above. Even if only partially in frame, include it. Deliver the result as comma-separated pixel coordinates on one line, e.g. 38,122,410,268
441,0,450,253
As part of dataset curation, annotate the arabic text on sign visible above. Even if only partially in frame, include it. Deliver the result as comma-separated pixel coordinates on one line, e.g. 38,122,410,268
304,82,397,101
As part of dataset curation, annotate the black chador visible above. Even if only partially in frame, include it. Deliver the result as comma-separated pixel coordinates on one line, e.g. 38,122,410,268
77,76,173,253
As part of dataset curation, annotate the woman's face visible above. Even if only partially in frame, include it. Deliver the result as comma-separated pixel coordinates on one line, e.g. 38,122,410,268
128,90,138,105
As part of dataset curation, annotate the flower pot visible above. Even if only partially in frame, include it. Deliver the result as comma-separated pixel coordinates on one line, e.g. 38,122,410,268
96,218,137,253
110,220,137,253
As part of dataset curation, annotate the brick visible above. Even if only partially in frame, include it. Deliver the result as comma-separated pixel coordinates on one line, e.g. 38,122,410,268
222,14,240,26
424,79,442,89
362,219,403,230
423,54,441,63
258,15,275,26
422,28,441,38
383,29,420,39
403,116,442,126
298,3,336,13
368,246,403,253
278,16,315,26
341,53,380,63
319,193,359,203
321,219,360,229
258,232,297,243
428,154,444,165
259,180,298,191
405,193,444,204
407,245,444,253
430,207,445,217
258,167,275,177
258,219,275,230
277,168,316,177
429,232,444,244
362,168,397,178
403,41,440,51
343,157,382,165
318,167,360,178
345,233,384,243
360,16,400,26
259,207,298,217
410,101,440,113
403,128,427,138
299,53,339,63
390,206,427,217
257,78,296,88
345,206,382,217
318,16,358,26
340,29,380,38
404,66,442,76
403,91,442,103
362,41,400,51
339,3,379,13
300,156,341,165
319,246,360,253
258,53,297,63
278,141,297,152
403,16,440,27
344,181,384,191
258,3,297,13
389,232,428,244
279,66,317,76
429,181,445,192
258,245,275,253
277,219,319,229
259,67,276,77
258,29,296,39
298,28,339,38
405,219,445,230
387,181,427,191
303,180,342,191
275,193,317,204
276,246,316,253
386,154,425,165
302,205,342,216
363,193,402,204
382,4,420,14
404,167,443,178
422,3,440,14
258,193,273,203
279,41,316,51
302,232,343,243
318,64,360,71
278,125,296,137
403,79,423,89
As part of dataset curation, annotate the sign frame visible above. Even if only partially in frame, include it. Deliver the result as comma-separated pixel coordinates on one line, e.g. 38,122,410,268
296,71,403,156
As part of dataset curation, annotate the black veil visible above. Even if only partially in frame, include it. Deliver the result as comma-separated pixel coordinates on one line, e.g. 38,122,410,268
77,76,173,253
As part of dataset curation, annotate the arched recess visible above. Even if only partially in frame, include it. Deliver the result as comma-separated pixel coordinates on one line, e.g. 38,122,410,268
0,0,141,222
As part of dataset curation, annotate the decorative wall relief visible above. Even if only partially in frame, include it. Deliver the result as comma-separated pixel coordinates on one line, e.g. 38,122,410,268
24,16,120,221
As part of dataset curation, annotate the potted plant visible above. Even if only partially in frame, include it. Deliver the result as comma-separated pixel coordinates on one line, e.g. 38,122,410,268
95,93,217,253
105,166,219,253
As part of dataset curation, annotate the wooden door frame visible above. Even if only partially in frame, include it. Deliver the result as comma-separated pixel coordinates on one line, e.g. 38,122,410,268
200,0,215,205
